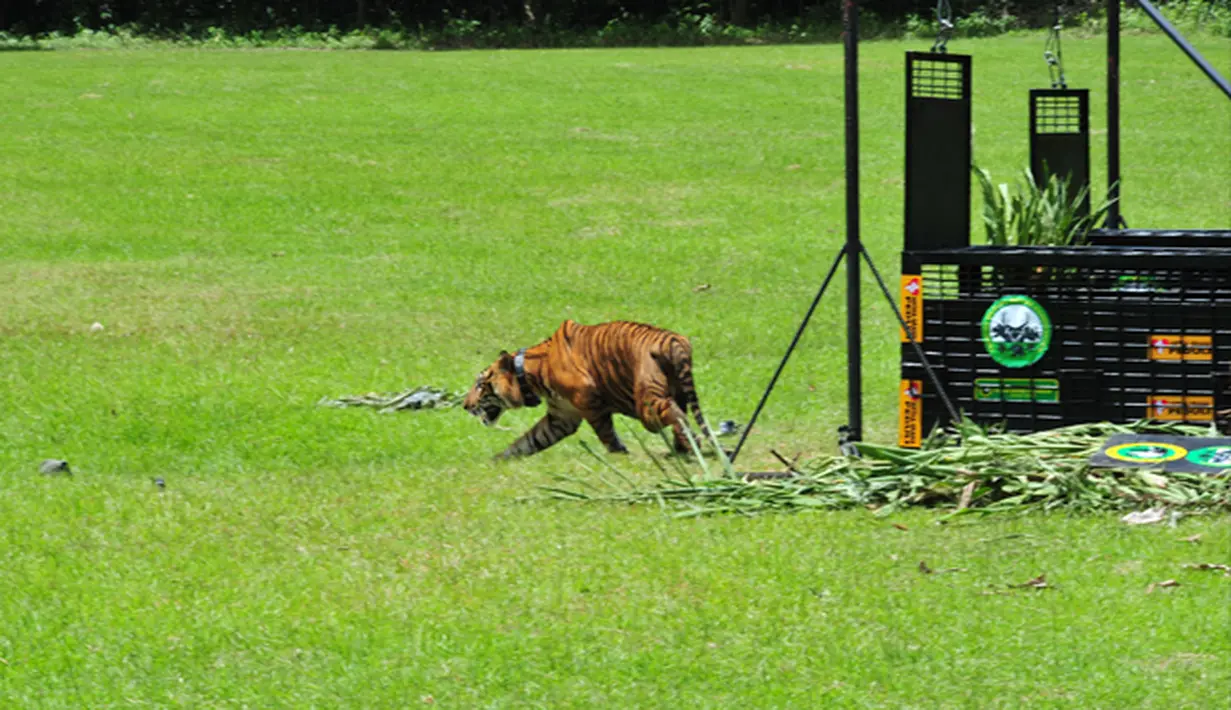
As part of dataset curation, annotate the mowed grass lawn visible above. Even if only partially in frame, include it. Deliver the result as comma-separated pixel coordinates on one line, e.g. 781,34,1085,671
2,34,1229,707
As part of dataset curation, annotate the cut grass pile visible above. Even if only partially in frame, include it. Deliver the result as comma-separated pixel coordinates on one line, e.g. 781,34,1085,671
546,421,1231,517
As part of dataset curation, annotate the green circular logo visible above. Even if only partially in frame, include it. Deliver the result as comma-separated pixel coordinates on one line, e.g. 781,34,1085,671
1106,442,1187,463
1186,446,1231,468
982,295,1052,369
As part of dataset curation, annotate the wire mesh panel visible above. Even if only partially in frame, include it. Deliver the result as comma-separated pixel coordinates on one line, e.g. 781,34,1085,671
909,57,967,99
905,52,972,251
899,247,1231,445
1029,89,1090,215
1032,91,1086,134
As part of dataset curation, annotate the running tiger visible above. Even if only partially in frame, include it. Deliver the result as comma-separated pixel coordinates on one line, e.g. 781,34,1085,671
463,320,716,459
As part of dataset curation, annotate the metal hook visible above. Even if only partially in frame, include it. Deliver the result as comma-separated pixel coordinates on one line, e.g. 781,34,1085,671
932,0,954,54
1044,8,1067,89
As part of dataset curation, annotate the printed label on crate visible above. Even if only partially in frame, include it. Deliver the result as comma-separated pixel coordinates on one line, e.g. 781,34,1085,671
898,379,923,448
1148,334,1213,362
981,295,1051,369
973,378,1060,403
1091,434,1231,474
900,275,923,343
1147,395,1214,422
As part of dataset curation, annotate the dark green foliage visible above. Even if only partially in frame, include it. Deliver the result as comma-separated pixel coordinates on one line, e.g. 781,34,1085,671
0,1,1110,37
5,2,1228,47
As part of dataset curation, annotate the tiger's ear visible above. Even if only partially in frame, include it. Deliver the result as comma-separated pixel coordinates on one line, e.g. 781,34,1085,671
494,351,525,407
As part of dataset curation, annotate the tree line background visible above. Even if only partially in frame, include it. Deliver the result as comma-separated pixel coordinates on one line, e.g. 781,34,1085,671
3,1,1108,35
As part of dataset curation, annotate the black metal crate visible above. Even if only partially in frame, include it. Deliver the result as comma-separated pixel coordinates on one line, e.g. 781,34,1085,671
899,246,1231,445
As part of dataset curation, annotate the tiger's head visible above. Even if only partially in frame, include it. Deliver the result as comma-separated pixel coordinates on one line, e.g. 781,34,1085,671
463,351,529,427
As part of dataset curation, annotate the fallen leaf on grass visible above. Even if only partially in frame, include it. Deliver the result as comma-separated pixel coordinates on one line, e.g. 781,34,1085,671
1183,563,1231,576
1146,579,1180,594
978,533,1029,544
1009,574,1049,589
1180,534,1203,544
692,283,712,293
1151,652,1214,670
918,561,933,574
892,523,909,531
1121,507,1167,525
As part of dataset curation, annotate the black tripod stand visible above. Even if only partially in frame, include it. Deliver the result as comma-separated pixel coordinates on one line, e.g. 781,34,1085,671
729,1,959,465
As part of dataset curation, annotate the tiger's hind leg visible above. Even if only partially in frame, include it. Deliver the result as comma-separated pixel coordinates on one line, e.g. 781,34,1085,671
637,394,696,455
496,411,581,460
587,413,629,454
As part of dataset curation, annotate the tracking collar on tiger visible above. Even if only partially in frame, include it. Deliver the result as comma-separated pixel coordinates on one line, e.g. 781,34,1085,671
513,348,542,407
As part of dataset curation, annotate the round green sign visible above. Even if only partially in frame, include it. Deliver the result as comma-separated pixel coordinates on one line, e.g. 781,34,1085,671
1106,442,1187,463
981,295,1052,369
1186,446,1231,468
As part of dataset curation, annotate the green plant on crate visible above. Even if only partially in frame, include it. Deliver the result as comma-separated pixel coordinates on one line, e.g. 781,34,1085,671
974,166,1117,247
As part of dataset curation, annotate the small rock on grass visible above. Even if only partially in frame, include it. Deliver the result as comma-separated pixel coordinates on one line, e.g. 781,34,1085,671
39,459,71,476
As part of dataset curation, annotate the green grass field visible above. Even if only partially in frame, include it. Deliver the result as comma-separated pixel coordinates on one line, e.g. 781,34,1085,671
2,35,1229,707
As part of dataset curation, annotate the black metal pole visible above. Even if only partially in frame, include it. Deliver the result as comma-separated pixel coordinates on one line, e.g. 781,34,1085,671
843,0,863,441
729,247,846,464
1107,0,1122,228
1137,0,1231,100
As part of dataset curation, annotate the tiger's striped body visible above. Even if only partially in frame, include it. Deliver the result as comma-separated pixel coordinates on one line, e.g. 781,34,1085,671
463,320,714,459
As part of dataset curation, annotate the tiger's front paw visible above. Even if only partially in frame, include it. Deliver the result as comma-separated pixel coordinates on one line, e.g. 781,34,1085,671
495,445,532,461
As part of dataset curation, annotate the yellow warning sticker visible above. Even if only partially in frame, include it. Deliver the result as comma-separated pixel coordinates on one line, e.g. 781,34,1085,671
900,275,923,343
898,379,923,448
1148,334,1212,362
1147,395,1214,422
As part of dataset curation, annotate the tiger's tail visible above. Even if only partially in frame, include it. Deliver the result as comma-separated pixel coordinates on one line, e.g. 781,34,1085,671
659,336,714,447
